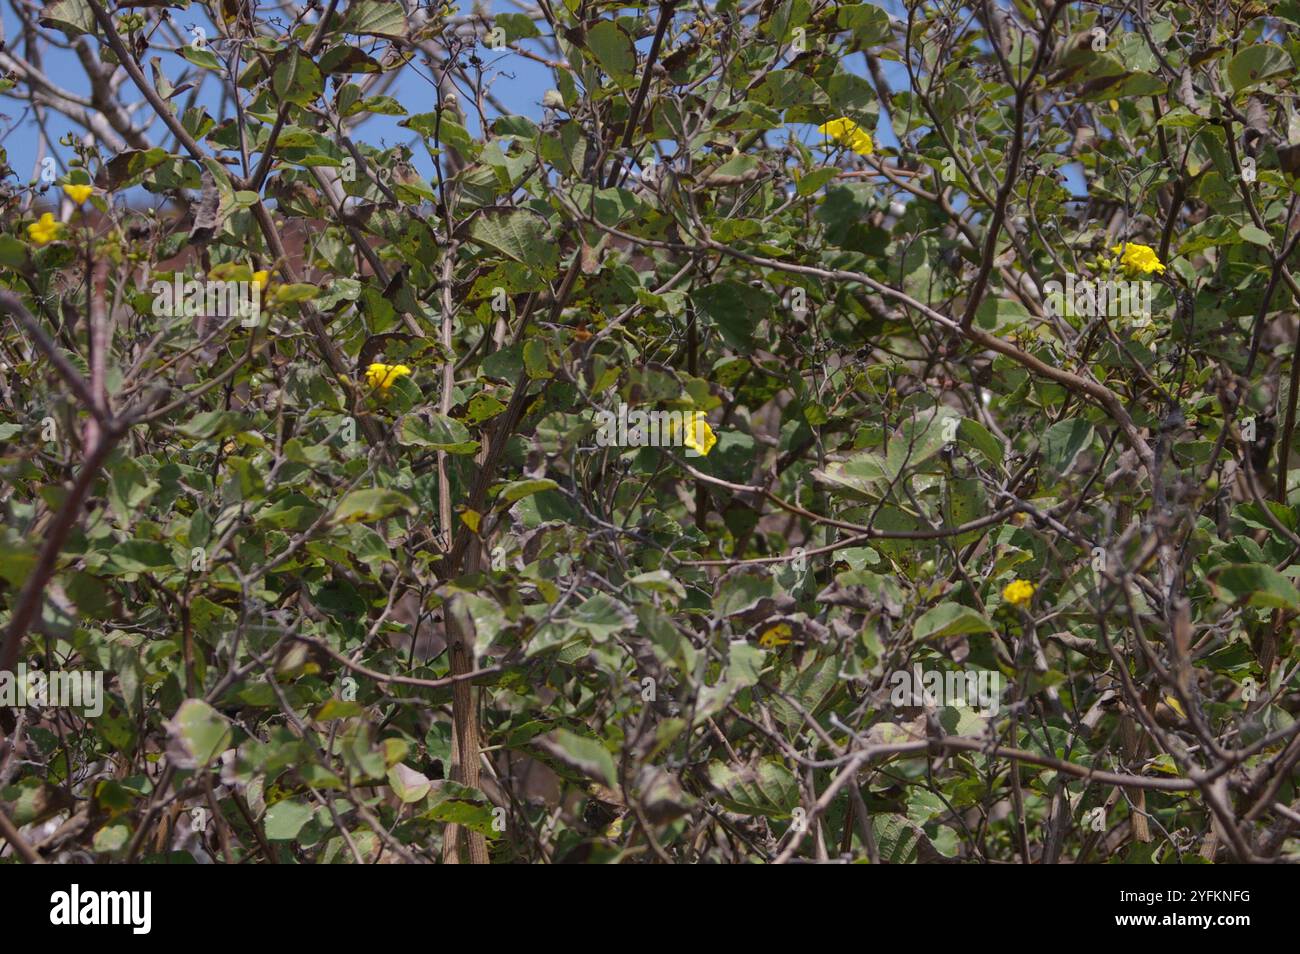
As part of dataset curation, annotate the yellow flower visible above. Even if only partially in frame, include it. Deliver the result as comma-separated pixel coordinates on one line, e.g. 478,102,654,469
27,212,63,246
680,411,717,456
758,623,793,650
62,182,95,205
818,117,874,157
1110,242,1165,275
365,363,412,390
1002,579,1035,607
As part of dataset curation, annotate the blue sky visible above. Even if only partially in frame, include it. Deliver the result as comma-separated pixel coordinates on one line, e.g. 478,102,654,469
1,1,1083,204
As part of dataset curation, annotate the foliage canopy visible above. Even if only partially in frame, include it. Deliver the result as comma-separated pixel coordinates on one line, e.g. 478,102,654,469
2,0,1300,864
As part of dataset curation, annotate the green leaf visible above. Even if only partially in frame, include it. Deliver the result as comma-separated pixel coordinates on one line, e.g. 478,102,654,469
1226,44,1294,94
1080,71,1165,102
0,779,71,826
1041,418,1094,476
496,477,560,503
697,640,765,719
946,477,986,546
343,95,406,118
108,456,158,525
815,183,882,250
468,209,558,276
0,235,29,267
180,46,222,71
913,602,995,640
523,338,553,379
873,813,925,863
177,410,246,440
690,282,772,350
387,763,432,803
264,799,316,840
424,781,501,837
0,529,36,587
318,45,383,74
815,451,888,496
106,540,176,574
976,297,1031,332
707,154,758,182
496,12,541,41
343,1,407,37
770,656,839,728
567,592,635,640
568,184,644,226
714,570,778,616
707,760,799,817
493,116,540,144
1213,564,1300,610
1239,225,1272,247
399,414,479,453
627,569,687,599
271,48,323,106
163,699,232,769
93,822,131,854
465,392,508,424
39,0,95,37
958,418,1004,467
586,20,637,86
535,728,618,786
752,70,827,110
826,70,880,124
795,167,838,196
883,408,959,479
333,488,418,523
838,3,892,46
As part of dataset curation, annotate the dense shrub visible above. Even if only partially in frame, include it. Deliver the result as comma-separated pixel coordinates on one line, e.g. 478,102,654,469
1,0,1299,863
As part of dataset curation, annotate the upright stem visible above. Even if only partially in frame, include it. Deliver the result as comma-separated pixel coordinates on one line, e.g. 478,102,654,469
0,431,120,675
437,244,489,863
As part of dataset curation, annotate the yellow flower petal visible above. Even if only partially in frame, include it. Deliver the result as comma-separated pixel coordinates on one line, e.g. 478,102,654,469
27,212,63,246
682,412,717,456
62,183,95,205
758,623,793,649
1002,579,1036,607
1109,242,1165,275
818,116,874,157
365,362,412,390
